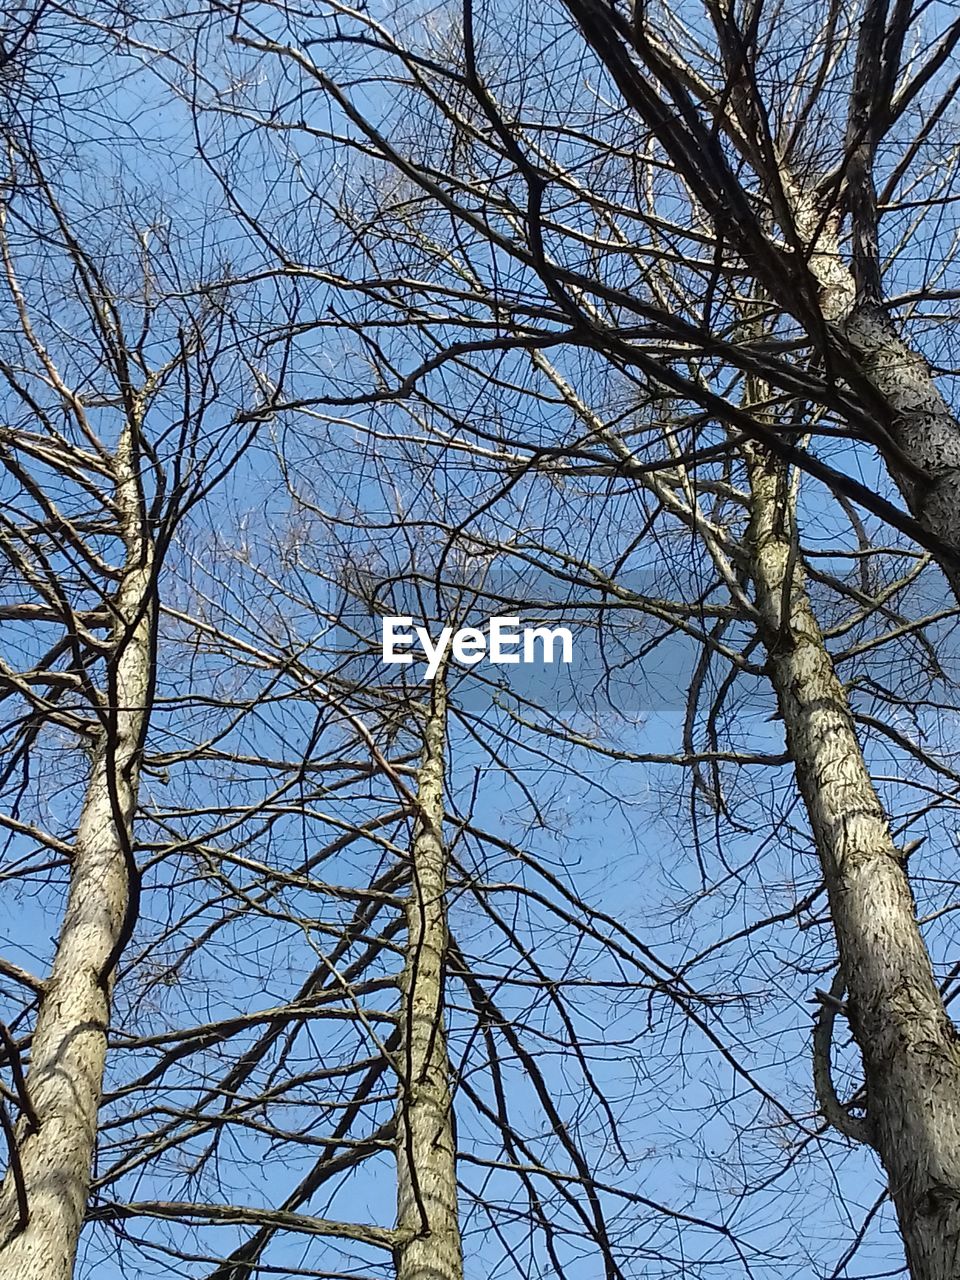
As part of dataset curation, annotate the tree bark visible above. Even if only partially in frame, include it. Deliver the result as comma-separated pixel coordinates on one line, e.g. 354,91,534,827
395,673,463,1280
0,426,155,1280
789,192,960,602
746,443,960,1278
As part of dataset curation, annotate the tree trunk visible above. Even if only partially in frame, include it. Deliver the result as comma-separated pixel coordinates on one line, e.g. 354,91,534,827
746,443,960,1278
395,674,463,1280
0,428,155,1280
791,192,960,602
842,302,960,600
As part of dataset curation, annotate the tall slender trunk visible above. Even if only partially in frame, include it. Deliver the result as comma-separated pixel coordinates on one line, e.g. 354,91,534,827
395,674,463,1280
0,428,155,1280
746,443,960,1278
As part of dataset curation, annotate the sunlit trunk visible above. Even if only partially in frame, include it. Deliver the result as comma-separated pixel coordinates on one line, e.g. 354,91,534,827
0,427,155,1280
395,672,463,1280
747,443,960,1278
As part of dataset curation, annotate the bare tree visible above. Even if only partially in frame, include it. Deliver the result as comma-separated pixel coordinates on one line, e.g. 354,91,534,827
171,0,960,587
0,132,284,1275
144,5,960,1268
746,438,960,1275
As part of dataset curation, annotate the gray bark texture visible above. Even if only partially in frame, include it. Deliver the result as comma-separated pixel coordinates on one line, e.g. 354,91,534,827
791,192,960,603
0,427,155,1280
746,444,960,1278
842,304,960,599
395,674,463,1280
